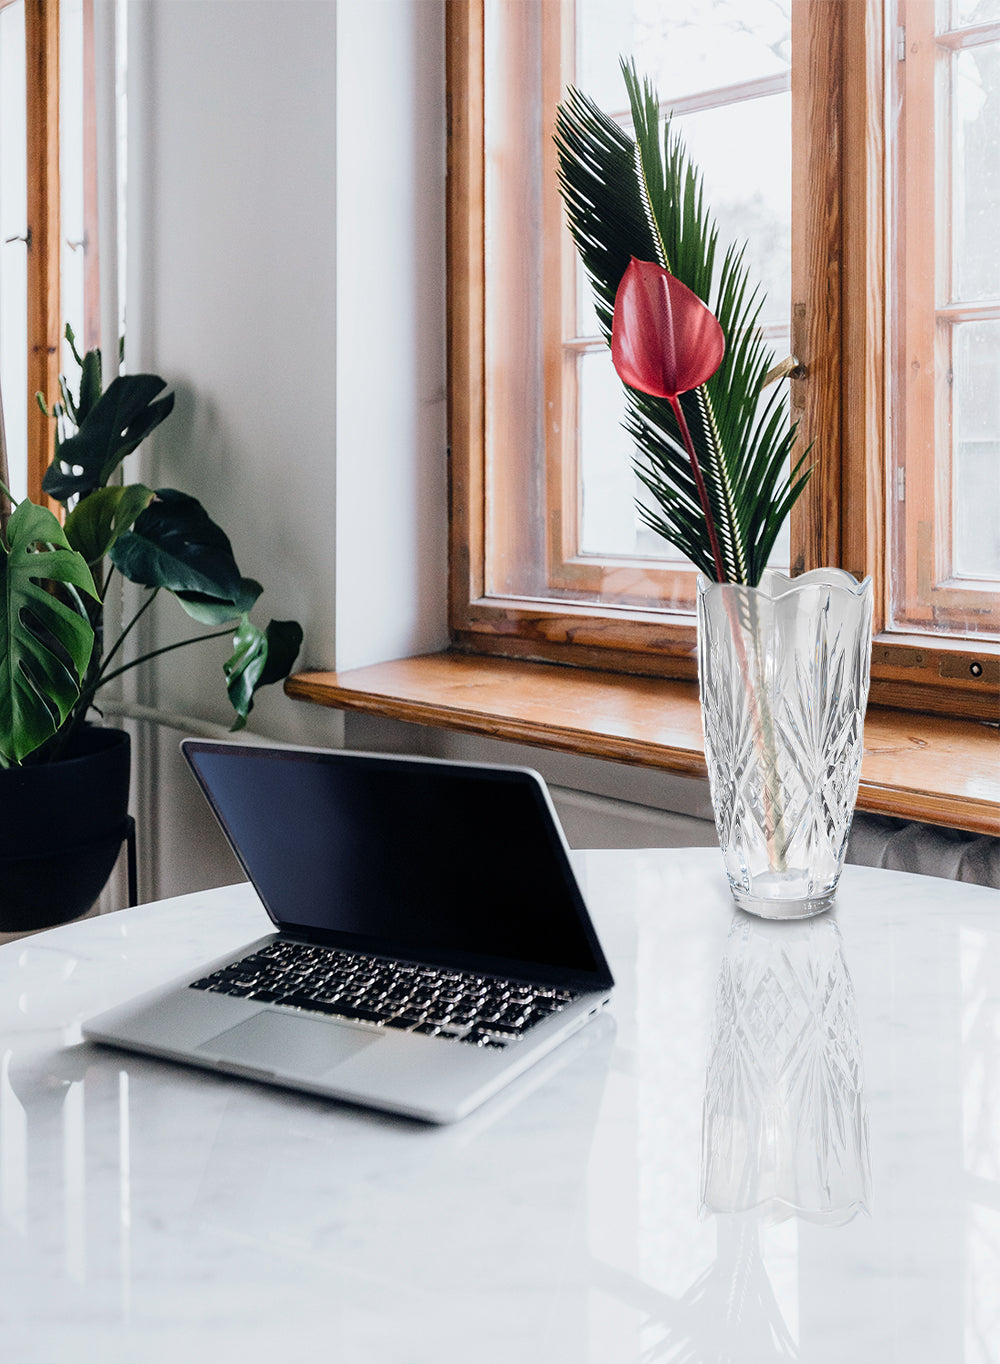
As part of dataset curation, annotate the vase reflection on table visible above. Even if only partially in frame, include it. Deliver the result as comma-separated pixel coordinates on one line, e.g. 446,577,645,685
698,569,874,920
700,912,871,1225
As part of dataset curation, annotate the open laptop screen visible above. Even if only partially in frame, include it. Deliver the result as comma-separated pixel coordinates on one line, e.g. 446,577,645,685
182,742,613,989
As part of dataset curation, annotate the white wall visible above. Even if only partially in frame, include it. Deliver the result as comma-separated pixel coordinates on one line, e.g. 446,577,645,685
124,0,450,897
334,0,448,671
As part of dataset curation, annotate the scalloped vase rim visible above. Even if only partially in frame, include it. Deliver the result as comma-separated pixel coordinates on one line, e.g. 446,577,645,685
696,568,872,601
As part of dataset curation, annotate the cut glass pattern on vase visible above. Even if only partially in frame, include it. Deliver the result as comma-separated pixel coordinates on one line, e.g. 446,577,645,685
700,914,871,1225
697,569,874,918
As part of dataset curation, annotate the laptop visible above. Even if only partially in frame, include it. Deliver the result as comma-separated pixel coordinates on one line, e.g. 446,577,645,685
82,739,615,1123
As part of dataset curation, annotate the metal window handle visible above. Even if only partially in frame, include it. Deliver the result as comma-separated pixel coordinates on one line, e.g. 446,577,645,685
763,354,806,386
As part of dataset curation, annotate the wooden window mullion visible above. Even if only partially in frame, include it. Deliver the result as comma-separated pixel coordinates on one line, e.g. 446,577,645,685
24,0,60,509
789,0,844,577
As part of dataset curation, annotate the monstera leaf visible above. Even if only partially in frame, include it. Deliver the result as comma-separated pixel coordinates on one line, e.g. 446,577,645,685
111,489,270,629
224,616,304,729
0,502,99,764
174,578,263,626
110,489,246,601
63,484,156,567
42,373,175,501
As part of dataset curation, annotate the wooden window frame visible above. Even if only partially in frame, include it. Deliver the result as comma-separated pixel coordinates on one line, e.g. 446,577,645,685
892,2,1000,634
24,0,61,507
5,0,98,509
446,0,1000,720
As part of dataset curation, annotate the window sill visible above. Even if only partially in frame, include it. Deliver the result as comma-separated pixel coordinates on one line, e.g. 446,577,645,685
285,652,1000,837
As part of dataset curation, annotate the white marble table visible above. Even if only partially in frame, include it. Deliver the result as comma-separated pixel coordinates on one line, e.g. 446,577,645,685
0,848,997,1363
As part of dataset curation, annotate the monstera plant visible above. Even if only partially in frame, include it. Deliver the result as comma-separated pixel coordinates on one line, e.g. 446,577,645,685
0,326,303,768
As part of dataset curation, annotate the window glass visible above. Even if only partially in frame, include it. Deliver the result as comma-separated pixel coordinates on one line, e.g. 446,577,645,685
483,0,794,611
952,43,1000,302
577,0,790,108
949,0,1000,28
952,319,1000,579
569,50,792,589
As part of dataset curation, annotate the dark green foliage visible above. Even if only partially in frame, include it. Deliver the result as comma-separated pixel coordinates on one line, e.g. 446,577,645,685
43,374,175,501
0,503,98,763
2,327,302,764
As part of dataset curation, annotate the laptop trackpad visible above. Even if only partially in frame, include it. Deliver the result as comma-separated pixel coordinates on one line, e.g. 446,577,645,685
198,1011,380,1075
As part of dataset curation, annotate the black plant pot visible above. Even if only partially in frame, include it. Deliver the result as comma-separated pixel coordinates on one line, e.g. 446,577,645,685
0,727,132,933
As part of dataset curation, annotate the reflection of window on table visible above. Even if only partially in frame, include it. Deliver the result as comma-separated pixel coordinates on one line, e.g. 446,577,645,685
961,922,1000,1348
893,1,1000,640
0,0,103,506
449,1,999,717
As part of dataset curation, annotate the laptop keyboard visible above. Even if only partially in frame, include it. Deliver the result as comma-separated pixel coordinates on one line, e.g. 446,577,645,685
189,940,580,1049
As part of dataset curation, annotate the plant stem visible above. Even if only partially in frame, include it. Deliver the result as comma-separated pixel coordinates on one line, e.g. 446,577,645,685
668,394,726,583
95,626,236,689
717,587,787,875
92,586,160,690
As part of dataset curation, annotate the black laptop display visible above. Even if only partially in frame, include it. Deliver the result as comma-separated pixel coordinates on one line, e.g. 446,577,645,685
184,743,613,989
83,740,615,1124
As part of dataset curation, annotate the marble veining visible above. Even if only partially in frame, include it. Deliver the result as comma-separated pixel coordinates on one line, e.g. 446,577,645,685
0,851,997,1362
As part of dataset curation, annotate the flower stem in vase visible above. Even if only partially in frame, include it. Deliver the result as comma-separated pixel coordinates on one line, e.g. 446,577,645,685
738,588,788,874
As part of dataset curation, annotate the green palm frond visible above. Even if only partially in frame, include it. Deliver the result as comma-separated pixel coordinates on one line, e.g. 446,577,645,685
554,59,811,585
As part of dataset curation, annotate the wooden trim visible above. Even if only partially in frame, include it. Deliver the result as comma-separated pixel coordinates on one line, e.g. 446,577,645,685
286,653,1000,837
542,0,577,588
445,0,485,621
24,0,60,509
840,0,887,632
894,0,940,628
933,18,1000,50
790,0,843,576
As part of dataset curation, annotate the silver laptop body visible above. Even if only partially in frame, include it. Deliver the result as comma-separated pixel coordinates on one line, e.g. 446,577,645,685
83,740,615,1123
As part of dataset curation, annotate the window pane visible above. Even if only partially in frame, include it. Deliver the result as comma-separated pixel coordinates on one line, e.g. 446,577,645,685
948,0,1000,29
483,0,793,613
671,92,791,326
578,347,638,558
952,42,1000,303
0,1,27,503
953,320,1000,580
483,0,546,600
576,95,791,572
577,0,790,110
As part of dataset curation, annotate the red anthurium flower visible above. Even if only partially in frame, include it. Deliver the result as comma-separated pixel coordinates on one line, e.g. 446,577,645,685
611,258,728,581
611,258,724,399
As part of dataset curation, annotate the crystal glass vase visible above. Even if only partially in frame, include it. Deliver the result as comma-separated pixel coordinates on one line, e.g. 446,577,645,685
697,568,873,919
